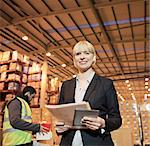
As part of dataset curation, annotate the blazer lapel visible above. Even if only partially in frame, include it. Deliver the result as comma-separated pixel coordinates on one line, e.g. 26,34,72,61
69,78,76,103
83,74,98,101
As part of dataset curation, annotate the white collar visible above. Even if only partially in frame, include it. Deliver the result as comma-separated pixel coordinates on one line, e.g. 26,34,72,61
76,69,95,83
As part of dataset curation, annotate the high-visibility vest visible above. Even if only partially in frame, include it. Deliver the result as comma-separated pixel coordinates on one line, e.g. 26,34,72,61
3,97,32,146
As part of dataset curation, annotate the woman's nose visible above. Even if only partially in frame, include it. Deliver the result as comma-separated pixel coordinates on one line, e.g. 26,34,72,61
80,56,85,60
80,53,85,59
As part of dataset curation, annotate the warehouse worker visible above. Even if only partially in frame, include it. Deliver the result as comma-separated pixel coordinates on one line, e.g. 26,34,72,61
2,86,49,146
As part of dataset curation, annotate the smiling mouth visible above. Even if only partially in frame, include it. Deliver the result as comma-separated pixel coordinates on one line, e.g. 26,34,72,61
80,61,86,63
79,61,87,63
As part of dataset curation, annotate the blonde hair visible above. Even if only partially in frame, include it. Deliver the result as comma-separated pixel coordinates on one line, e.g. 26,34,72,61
73,41,96,65
73,41,96,56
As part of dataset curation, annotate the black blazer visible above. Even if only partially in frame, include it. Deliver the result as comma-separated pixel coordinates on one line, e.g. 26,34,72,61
59,74,122,146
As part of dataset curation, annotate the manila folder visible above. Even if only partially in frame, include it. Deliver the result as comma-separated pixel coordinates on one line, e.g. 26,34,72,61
45,102,91,126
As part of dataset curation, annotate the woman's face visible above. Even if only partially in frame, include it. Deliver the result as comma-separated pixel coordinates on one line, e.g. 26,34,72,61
74,48,95,72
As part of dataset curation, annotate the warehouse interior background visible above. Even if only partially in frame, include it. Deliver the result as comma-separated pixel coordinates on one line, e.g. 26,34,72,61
0,0,150,146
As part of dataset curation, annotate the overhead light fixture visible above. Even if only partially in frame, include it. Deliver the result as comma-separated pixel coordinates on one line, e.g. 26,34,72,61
120,96,125,101
125,80,129,84
129,87,132,91
145,78,149,81
46,52,51,57
146,104,150,112
22,35,28,41
117,92,125,101
61,64,66,67
144,94,148,101
132,95,136,100
72,75,76,78
55,77,58,80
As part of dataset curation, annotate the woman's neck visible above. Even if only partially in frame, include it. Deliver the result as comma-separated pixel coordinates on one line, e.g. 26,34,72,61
78,68,94,80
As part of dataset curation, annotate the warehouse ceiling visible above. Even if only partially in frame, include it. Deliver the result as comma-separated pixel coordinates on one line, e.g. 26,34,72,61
0,0,150,103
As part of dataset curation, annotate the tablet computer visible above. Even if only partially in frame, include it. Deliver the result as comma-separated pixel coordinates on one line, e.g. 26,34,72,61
72,109,99,129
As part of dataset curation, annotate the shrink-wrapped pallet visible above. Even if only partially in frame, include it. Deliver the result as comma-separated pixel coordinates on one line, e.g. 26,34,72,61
22,74,27,83
2,51,10,61
0,82,4,90
0,72,6,81
0,65,8,72
12,51,23,61
9,63,22,72
8,82,19,90
0,52,2,61
23,55,30,64
7,74,20,82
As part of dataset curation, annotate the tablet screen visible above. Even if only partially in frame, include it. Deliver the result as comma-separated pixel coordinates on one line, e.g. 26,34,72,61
73,109,99,126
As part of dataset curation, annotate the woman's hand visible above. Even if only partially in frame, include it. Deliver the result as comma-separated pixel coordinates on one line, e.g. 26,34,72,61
56,125,70,133
55,121,70,133
81,116,105,130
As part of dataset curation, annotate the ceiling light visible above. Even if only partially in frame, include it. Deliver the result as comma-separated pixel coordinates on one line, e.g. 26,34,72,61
145,78,149,81
61,64,66,67
120,96,125,101
132,95,136,100
145,86,148,89
22,35,28,41
55,77,58,80
144,94,147,100
129,88,132,90
46,52,51,57
125,80,129,84
145,82,148,85
73,75,76,78
127,84,131,87
148,88,150,92
146,104,150,111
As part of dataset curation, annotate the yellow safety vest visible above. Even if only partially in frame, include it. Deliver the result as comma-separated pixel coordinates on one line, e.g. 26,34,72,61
3,97,32,146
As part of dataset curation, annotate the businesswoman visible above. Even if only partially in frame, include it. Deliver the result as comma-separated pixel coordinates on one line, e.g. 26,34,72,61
57,41,122,146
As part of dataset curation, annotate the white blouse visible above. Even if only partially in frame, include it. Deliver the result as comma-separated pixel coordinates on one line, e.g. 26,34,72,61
72,71,95,146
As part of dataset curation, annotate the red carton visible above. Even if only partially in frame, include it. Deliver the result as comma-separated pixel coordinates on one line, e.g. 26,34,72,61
41,123,51,132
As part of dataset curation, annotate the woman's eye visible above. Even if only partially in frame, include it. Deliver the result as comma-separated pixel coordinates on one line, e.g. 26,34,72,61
76,52,81,56
75,51,91,56
85,52,90,54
